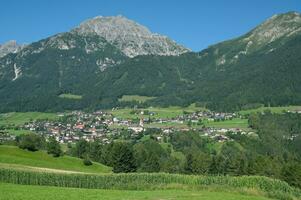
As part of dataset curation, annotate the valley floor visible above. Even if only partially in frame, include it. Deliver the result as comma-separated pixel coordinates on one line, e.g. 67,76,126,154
0,183,271,200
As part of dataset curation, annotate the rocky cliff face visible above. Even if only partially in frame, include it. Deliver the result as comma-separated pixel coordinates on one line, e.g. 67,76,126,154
209,12,301,67
74,15,189,57
247,12,301,46
0,40,25,58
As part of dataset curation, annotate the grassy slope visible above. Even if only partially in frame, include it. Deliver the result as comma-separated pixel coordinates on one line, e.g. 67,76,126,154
0,145,111,174
239,106,301,115
118,95,156,103
0,112,58,126
0,183,271,200
110,104,206,120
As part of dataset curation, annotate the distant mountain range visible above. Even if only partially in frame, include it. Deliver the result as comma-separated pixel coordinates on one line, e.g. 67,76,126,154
0,11,301,112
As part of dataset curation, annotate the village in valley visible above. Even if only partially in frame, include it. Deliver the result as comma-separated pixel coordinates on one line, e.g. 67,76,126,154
0,107,257,144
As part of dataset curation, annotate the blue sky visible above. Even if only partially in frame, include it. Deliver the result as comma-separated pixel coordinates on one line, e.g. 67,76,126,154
1,0,300,51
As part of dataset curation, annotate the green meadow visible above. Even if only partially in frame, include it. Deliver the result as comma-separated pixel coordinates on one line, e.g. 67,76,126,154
4,129,35,136
0,112,58,126
0,145,300,200
0,183,271,200
118,95,156,103
204,118,249,129
0,169,299,200
0,145,111,174
110,104,206,120
239,106,301,115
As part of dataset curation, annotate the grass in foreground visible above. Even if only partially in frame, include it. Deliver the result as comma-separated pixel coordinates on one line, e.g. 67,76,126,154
0,183,271,200
0,168,299,200
0,145,111,174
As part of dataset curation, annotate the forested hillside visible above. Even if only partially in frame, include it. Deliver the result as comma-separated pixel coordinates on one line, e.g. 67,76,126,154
0,12,301,112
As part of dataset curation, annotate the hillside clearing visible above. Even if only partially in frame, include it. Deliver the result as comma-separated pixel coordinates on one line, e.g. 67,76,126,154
239,106,301,115
58,93,83,100
118,95,156,103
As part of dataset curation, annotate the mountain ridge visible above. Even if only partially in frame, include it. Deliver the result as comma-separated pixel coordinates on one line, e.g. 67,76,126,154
74,15,190,57
0,12,300,112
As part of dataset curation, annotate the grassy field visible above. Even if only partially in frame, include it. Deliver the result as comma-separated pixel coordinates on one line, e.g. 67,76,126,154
0,112,58,126
239,106,301,115
0,168,299,200
110,105,250,129
111,104,206,120
118,95,156,103
109,121,188,129
0,145,111,174
143,118,249,129
58,93,82,100
145,122,188,128
204,118,249,129
4,129,35,136
0,183,271,200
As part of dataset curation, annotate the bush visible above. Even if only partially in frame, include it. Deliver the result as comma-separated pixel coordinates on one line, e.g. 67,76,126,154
16,133,45,151
46,137,62,157
83,158,93,166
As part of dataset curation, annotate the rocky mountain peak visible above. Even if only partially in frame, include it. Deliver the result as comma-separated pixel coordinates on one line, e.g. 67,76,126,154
245,11,301,45
74,15,189,57
211,12,301,67
0,40,25,58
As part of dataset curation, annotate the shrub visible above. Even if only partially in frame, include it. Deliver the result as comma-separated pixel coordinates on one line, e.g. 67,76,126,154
46,137,62,157
16,133,45,151
83,158,93,166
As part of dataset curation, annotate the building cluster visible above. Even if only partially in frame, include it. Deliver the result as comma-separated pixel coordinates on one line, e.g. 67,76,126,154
22,111,115,143
0,110,251,144
0,131,15,143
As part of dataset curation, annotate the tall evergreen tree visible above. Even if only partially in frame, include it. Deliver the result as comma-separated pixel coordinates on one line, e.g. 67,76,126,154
73,139,89,159
184,153,194,174
111,142,136,173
